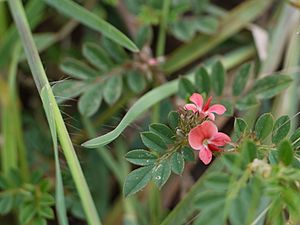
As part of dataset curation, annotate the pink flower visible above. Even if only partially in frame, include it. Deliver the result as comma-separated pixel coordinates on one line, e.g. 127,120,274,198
184,93,226,120
188,121,231,165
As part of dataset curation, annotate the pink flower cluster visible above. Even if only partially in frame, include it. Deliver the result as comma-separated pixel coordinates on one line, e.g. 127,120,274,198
184,93,231,165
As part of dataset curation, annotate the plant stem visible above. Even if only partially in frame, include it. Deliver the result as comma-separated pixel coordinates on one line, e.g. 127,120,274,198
7,0,102,224
156,0,171,57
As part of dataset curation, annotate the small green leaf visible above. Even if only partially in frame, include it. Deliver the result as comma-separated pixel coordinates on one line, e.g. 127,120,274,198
211,60,225,96
195,67,210,94
125,149,158,166
140,132,167,154
60,58,98,79
0,195,13,215
181,146,195,161
82,42,113,70
44,0,139,52
40,193,55,206
123,165,154,197
168,111,179,129
232,63,251,96
52,80,87,103
135,26,153,48
102,37,128,63
234,118,248,139
149,123,175,144
126,70,146,94
39,206,54,219
103,76,122,105
290,128,300,149
249,74,292,99
255,113,274,141
31,217,47,225
278,139,293,166
236,95,259,111
171,152,185,175
20,204,36,224
152,161,171,188
178,77,196,99
194,16,219,35
78,83,103,117
242,140,257,164
171,19,196,41
272,115,291,144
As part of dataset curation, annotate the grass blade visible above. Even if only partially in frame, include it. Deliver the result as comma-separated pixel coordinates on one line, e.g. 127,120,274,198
43,0,138,52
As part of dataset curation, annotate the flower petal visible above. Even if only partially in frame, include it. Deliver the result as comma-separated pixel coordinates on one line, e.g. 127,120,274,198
207,104,226,115
199,147,212,165
199,121,218,139
207,112,215,121
190,93,203,108
210,132,231,146
184,103,198,112
188,126,205,150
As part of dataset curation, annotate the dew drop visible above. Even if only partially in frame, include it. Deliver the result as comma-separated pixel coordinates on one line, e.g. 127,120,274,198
155,176,161,180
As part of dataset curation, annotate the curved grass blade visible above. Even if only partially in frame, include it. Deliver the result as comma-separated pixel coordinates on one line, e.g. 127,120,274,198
82,46,255,148
43,0,138,52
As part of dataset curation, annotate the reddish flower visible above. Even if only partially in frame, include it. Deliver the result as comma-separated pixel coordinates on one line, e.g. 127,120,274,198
184,93,226,120
188,121,231,165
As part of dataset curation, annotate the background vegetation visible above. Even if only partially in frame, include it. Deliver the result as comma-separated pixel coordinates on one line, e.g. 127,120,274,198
0,0,300,224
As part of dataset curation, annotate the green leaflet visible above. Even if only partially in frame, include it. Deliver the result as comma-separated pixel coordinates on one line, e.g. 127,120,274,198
78,83,103,117
211,60,225,96
123,165,154,197
278,139,293,166
171,152,185,175
249,74,293,99
254,113,274,141
125,149,158,166
152,161,172,188
232,62,252,96
43,0,138,52
272,115,291,144
60,58,98,80
141,132,167,154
